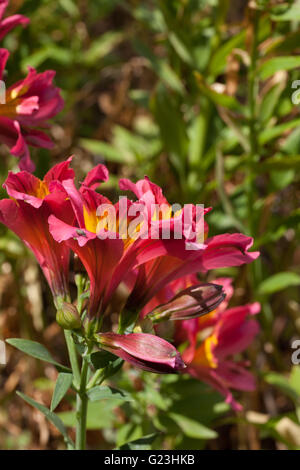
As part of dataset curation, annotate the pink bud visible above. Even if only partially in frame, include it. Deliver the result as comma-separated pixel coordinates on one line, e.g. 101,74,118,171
96,332,186,374
147,283,226,322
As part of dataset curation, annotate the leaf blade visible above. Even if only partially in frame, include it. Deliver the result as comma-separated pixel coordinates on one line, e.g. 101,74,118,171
6,338,71,373
17,392,74,448
87,385,133,402
50,373,73,411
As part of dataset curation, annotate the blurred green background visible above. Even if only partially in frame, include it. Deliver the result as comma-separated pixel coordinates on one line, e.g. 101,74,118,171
0,0,300,450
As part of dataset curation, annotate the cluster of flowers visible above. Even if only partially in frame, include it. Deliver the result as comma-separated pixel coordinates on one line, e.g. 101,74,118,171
0,158,260,409
0,0,63,172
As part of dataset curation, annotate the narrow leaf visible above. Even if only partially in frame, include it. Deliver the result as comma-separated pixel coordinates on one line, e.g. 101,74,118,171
17,392,74,448
6,339,71,373
169,412,217,439
87,385,133,402
79,138,130,164
118,433,159,450
258,272,300,295
51,373,73,411
195,73,242,111
259,56,300,80
89,350,116,369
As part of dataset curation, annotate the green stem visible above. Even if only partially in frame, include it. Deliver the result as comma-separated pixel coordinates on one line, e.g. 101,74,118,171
75,353,89,450
64,330,80,389
86,368,105,390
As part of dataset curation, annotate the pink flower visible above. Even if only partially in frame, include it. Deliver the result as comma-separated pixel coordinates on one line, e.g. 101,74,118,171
48,166,204,329
142,273,259,409
0,0,29,40
96,332,186,374
122,177,259,311
0,158,74,301
146,282,226,322
0,48,63,172
173,278,260,410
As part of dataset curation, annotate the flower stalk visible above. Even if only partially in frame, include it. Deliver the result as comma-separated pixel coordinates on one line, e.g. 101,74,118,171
75,348,90,450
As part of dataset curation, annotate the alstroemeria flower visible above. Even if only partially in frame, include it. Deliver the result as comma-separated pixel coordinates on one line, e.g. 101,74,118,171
96,332,185,374
179,296,260,411
121,175,259,312
48,166,203,328
0,48,63,172
0,0,29,40
0,158,74,302
140,273,259,408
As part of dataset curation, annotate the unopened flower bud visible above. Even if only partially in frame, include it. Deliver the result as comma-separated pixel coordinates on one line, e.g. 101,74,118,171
96,332,185,373
56,302,81,330
147,283,226,322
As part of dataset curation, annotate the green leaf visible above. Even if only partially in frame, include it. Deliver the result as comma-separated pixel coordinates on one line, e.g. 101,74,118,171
169,412,217,439
195,73,243,111
264,373,300,403
259,83,284,124
168,32,193,65
82,32,123,66
271,4,300,21
209,30,246,76
6,339,71,373
118,307,140,334
259,56,300,80
59,0,80,17
17,392,74,448
79,139,130,164
150,85,188,173
87,385,133,402
259,118,300,145
290,367,300,396
133,39,184,95
89,350,116,370
281,127,300,155
104,357,124,379
21,45,73,71
258,272,300,295
57,400,118,430
50,373,73,411
118,433,159,450
253,155,300,172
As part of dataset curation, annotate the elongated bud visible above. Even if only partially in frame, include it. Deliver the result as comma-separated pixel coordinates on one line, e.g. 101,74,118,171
95,332,186,374
147,283,226,322
56,302,81,330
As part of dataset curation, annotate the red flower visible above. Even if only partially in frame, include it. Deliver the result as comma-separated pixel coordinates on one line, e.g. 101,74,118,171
143,274,260,409
49,166,204,328
184,301,260,411
0,0,29,40
0,48,63,171
0,158,74,302
121,175,259,312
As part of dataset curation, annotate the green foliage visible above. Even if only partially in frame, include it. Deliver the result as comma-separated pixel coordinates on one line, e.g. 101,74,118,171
1,0,300,450
118,433,159,450
6,338,71,373
87,385,133,402
17,392,74,449
258,272,300,295
51,373,73,411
